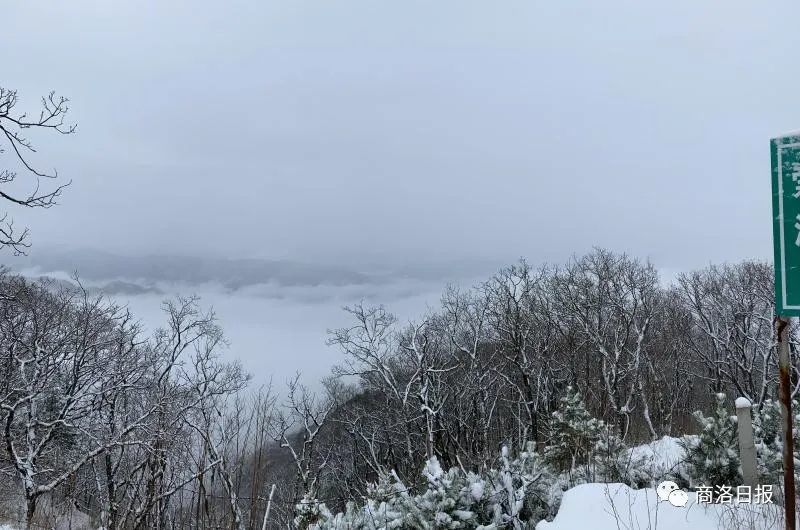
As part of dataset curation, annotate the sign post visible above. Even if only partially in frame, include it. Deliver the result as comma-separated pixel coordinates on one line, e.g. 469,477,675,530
771,133,800,529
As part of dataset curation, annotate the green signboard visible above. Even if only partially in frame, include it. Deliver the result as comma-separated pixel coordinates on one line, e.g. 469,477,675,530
772,134,800,316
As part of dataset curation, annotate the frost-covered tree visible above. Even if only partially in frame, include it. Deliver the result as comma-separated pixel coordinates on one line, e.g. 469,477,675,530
681,393,741,489
0,277,157,526
272,374,336,524
480,261,561,448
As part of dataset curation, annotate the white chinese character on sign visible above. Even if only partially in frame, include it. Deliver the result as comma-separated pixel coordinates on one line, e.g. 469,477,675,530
716,485,733,504
737,485,751,503
755,485,773,504
792,163,800,198
696,486,713,504
795,214,800,247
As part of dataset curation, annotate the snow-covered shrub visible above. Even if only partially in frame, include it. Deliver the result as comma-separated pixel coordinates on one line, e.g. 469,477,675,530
294,491,333,530
485,442,554,526
411,457,488,528
681,393,741,490
321,471,411,529
308,445,554,529
679,396,800,496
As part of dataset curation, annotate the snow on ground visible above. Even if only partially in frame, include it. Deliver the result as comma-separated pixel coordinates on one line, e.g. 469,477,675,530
538,437,782,529
536,483,782,530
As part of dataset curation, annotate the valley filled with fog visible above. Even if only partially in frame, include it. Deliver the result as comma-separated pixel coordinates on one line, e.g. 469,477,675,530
11,249,497,387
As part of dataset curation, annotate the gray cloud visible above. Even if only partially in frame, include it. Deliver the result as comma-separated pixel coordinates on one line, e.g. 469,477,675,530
8,250,489,386
0,1,794,274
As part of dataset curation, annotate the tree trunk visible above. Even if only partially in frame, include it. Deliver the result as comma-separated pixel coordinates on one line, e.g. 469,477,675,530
25,495,37,530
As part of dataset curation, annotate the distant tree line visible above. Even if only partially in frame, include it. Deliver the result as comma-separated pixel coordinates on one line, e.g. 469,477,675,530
0,248,789,528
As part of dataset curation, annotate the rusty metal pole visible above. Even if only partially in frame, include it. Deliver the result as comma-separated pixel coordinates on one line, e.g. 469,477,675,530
778,316,796,530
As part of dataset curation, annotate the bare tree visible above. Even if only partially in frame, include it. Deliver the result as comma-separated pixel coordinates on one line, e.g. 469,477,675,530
271,374,335,522
435,285,500,462
481,261,564,447
185,346,250,530
115,297,246,530
549,249,661,441
329,304,424,472
677,261,777,405
645,287,696,435
0,87,75,253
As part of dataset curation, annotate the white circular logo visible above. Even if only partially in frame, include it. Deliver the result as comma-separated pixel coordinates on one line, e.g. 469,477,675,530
668,489,688,507
657,481,687,507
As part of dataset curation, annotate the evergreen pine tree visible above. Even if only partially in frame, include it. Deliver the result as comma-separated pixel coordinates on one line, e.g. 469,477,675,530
752,398,800,487
413,457,482,528
681,393,741,490
752,399,784,485
593,423,637,485
544,386,604,474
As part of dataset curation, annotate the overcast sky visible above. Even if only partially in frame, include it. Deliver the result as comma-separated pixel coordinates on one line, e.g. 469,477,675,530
3,1,799,271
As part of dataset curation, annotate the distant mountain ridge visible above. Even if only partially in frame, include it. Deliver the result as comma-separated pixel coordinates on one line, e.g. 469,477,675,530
2,249,503,301
7,249,372,290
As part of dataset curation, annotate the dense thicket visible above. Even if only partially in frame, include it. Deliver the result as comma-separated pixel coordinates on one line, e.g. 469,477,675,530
0,249,790,529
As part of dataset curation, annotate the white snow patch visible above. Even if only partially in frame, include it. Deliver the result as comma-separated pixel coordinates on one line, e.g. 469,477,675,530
536,483,783,530
628,435,690,481
630,436,685,464
470,480,484,501
735,397,752,409
423,457,444,483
